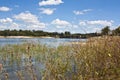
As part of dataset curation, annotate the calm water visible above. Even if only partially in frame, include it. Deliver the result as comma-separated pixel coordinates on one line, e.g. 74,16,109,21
0,38,86,47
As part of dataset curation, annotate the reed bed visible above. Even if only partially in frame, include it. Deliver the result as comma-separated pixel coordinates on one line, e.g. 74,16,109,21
0,36,120,80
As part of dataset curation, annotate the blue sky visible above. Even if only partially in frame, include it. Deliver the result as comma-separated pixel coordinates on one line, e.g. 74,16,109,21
0,0,120,33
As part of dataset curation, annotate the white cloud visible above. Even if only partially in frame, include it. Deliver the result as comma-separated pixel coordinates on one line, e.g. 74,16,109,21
73,9,92,15
79,21,86,26
72,25,78,28
51,19,71,28
87,20,113,26
14,12,39,24
79,20,113,26
73,11,84,15
51,19,70,25
39,0,63,6
8,22,19,30
0,6,11,12
13,12,46,29
78,20,114,33
0,18,13,23
40,8,55,15
0,18,19,30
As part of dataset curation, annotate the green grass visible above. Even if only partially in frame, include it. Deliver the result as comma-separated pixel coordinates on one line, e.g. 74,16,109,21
0,36,120,80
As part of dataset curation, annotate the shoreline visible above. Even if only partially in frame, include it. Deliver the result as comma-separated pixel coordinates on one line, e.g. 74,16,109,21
0,36,54,39
0,36,87,39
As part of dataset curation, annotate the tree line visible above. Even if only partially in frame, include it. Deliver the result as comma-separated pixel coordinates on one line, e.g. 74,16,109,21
0,26,119,38
101,26,120,36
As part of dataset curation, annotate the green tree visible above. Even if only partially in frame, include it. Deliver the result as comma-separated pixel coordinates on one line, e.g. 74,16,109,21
101,26,110,35
64,31,71,36
113,26,120,35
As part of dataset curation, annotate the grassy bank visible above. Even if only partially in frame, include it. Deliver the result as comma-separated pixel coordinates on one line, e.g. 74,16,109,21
0,36,120,80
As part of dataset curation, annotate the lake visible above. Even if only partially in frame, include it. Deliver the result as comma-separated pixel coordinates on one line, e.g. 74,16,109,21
0,38,86,47
0,38,86,80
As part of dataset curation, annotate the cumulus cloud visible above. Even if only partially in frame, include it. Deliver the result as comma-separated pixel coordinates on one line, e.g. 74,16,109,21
73,9,92,15
0,18,13,23
79,21,86,26
14,12,40,24
40,8,55,15
13,12,46,29
0,18,19,30
39,0,63,6
72,25,78,28
79,20,113,26
0,6,11,12
51,19,71,28
78,20,114,33
87,20,113,26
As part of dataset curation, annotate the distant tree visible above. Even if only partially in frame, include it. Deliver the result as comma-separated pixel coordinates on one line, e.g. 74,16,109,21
64,31,71,35
113,26,120,35
0,29,103,38
4,30,10,36
101,26,110,35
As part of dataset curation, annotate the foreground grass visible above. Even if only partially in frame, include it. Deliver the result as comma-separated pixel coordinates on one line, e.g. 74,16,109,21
0,36,120,80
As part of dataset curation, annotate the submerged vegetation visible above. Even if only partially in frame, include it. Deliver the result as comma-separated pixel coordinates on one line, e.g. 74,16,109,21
0,36,120,80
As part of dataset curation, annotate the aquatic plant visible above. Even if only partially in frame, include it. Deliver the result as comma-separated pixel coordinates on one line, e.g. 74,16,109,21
0,36,120,80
